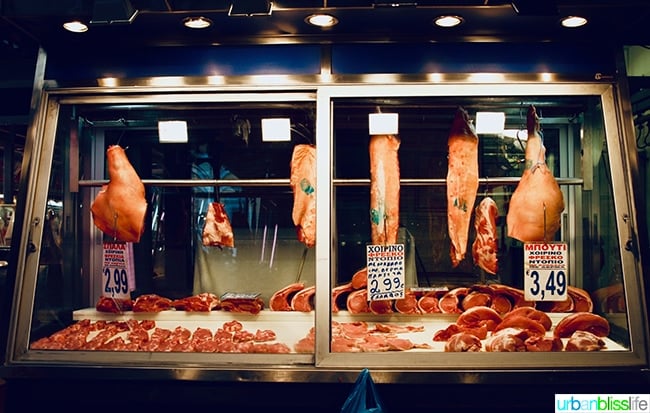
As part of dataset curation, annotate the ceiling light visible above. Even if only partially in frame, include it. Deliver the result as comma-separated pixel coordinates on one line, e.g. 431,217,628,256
63,20,89,33
183,16,212,29
560,15,587,28
305,14,338,28
433,15,463,28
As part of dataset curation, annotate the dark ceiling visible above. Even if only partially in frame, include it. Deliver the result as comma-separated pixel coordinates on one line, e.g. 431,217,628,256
2,0,650,59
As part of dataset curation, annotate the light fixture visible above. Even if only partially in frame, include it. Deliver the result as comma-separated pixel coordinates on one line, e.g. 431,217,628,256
63,20,89,33
305,14,338,28
158,121,188,143
433,15,463,28
262,118,291,142
228,0,273,17
90,0,139,25
475,112,505,135
560,15,587,28
369,113,399,135
183,16,212,29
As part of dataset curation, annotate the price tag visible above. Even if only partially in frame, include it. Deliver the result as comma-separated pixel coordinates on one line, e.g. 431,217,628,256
523,242,568,301
102,242,136,299
366,244,405,301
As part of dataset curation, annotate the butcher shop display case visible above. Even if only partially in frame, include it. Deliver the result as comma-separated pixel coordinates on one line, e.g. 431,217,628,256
1,79,648,381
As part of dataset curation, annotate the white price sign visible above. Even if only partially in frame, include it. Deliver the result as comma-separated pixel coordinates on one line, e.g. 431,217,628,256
102,242,136,299
523,242,568,301
366,244,405,301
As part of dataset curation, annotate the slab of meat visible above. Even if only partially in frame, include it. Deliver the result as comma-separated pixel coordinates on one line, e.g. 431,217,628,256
91,145,147,242
220,294,265,314
438,287,468,313
494,315,546,337
417,291,443,313
290,144,316,247
485,330,527,352
502,306,552,331
394,289,421,314
461,285,494,310
351,267,368,289
456,305,503,331
369,134,401,245
202,202,234,248
132,294,173,312
507,105,565,242
95,296,132,313
291,285,316,312
472,197,498,274
270,282,305,311
444,332,482,352
171,292,220,312
369,299,394,315
565,330,606,351
331,282,354,313
347,289,370,314
524,335,564,352
447,107,479,267
553,312,610,338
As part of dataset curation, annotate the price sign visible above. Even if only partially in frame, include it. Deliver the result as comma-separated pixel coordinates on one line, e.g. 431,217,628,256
102,242,136,299
523,242,568,301
366,244,405,301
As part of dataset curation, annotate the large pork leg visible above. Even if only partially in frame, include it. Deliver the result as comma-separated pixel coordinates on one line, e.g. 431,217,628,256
290,144,316,247
91,145,147,242
506,105,565,242
369,134,401,245
447,107,479,267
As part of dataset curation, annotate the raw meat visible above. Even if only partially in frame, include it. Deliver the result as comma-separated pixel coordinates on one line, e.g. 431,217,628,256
456,305,503,331
202,202,234,248
417,291,442,313
95,296,133,313
331,282,354,313
351,267,368,289
446,107,479,267
565,330,606,352
220,296,265,314
394,289,422,314
369,134,401,245
524,335,564,352
369,299,394,315
567,286,594,312
507,105,565,242
91,145,147,242
171,292,220,312
553,312,610,338
494,315,546,337
438,287,468,313
290,144,316,247
471,197,498,274
347,289,370,314
485,330,527,352
269,282,305,311
132,294,173,312
291,285,316,312
444,332,482,352
461,285,494,310
501,306,552,330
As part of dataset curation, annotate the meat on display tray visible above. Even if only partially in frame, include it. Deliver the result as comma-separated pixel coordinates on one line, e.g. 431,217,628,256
72,309,627,353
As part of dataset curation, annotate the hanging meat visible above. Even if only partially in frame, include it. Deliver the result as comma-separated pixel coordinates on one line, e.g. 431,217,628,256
506,105,565,242
446,107,479,267
202,202,234,248
369,134,401,245
472,197,498,274
91,145,147,243
290,144,316,247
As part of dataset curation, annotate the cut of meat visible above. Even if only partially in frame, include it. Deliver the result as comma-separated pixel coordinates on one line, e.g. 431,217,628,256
489,284,535,308
369,299,394,315
132,294,173,312
202,202,235,248
171,292,220,312
291,285,316,312
506,105,565,242
456,305,503,331
220,296,265,314
553,312,610,338
95,296,133,313
447,107,479,267
524,335,564,352
565,330,606,351
369,134,401,245
567,286,594,313
269,282,305,311
444,332,482,352
472,197,498,274
351,267,368,289
394,289,421,314
290,144,316,247
347,289,370,314
485,330,527,352
417,291,442,314
502,306,552,331
494,315,546,337
331,282,354,313
438,287,468,313
91,145,147,243
461,286,493,310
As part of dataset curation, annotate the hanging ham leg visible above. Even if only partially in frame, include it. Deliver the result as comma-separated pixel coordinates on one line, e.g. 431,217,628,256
507,105,565,242
369,134,401,245
446,107,479,267
91,145,147,243
290,144,316,247
472,197,498,274
202,202,234,248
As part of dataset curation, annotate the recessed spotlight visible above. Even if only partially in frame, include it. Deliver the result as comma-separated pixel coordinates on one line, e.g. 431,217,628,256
63,20,89,33
183,16,212,29
305,14,338,28
433,15,463,28
560,15,587,28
